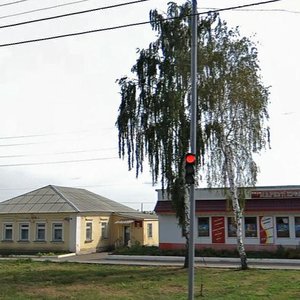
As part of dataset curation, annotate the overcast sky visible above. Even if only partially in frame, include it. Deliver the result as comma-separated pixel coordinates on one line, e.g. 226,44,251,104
0,0,299,211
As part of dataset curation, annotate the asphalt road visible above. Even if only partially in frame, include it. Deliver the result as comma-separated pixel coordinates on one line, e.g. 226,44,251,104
33,252,300,270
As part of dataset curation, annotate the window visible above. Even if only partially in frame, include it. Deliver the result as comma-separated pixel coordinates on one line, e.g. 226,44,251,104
52,223,63,241
86,222,93,241
101,222,108,239
294,217,300,238
276,217,289,238
3,224,13,241
244,217,257,237
36,223,46,241
19,223,29,241
147,223,153,238
228,217,237,237
198,217,209,237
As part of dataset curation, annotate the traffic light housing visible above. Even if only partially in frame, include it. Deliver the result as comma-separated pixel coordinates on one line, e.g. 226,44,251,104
185,153,196,185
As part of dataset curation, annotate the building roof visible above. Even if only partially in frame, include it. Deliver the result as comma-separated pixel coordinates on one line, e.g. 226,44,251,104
0,185,139,214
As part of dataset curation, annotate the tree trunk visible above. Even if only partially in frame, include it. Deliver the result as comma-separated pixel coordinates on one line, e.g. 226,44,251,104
224,145,248,270
231,191,248,270
184,234,189,268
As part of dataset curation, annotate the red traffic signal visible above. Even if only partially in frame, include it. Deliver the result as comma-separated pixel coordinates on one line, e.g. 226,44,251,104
185,153,196,164
185,153,196,185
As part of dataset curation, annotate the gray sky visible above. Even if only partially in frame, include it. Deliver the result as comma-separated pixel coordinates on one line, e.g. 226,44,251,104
0,0,299,211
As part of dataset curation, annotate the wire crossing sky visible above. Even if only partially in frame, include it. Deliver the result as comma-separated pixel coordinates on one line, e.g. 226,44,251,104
0,0,283,47
0,0,299,211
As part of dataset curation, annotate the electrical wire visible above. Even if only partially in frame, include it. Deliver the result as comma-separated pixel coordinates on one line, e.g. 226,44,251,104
0,183,154,191
0,147,117,159
0,137,112,147
0,0,95,20
0,127,113,140
0,0,149,30
0,156,118,167
0,0,29,8
200,7,300,14
0,0,284,48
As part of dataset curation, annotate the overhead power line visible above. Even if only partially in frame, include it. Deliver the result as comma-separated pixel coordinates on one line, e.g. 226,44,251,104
198,0,282,14
201,7,300,14
0,0,29,8
0,0,96,20
0,0,149,30
0,156,118,168
0,182,153,191
0,147,117,159
0,0,283,48
0,127,114,140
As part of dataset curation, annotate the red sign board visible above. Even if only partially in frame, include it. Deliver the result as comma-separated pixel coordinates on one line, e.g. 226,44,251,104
252,190,300,199
212,216,225,244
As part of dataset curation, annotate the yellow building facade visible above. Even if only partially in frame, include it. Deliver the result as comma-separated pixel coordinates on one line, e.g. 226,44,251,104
0,185,158,254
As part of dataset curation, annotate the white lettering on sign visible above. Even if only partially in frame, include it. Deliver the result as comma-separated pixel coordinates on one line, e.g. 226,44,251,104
252,190,300,199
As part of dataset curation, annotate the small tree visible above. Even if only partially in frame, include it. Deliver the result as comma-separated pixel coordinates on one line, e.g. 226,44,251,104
116,2,270,269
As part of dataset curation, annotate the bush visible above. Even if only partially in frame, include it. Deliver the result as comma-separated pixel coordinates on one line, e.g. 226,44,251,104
112,245,300,259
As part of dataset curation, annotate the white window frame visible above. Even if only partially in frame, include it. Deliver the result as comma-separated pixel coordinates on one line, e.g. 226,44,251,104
36,223,46,241
85,222,93,241
19,223,30,241
147,223,153,238
101,222,108,239
52,223,63,242
3,223,13,241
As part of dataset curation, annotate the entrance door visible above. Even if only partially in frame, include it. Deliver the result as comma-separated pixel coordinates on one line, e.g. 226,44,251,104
212,216,225,243
124,226,130,246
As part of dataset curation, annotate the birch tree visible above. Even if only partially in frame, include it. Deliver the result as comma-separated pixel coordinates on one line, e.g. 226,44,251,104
200,19,270,268
116,1,270,269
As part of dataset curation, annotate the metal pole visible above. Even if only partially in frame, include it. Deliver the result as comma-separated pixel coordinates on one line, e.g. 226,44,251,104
189,1,197,300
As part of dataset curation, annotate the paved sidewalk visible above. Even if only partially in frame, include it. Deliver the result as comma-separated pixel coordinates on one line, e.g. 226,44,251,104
33,252,300,270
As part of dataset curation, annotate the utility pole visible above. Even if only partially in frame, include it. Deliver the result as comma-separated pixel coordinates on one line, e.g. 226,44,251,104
188,1,198,300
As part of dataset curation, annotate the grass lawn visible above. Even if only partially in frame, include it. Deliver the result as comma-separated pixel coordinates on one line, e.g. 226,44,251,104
0,260,299,299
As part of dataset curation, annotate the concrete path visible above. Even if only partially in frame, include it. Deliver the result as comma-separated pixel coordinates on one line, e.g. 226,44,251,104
34,252,300,270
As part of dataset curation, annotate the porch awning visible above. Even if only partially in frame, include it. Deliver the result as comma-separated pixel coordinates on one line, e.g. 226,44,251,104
115,220,135,224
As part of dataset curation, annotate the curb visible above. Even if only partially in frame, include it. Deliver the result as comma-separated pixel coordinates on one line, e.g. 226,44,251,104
106,255,300,265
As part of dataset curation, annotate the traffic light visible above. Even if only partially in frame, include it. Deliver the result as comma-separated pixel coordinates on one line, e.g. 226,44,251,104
185,153,196,185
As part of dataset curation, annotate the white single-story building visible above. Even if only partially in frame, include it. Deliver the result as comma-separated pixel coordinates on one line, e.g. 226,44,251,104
154,186,300,252
0,185,158,254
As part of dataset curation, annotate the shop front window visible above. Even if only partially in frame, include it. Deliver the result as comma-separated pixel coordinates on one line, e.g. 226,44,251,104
276,217,289,238
228,217,237,237
198,217,209,237
295,217,300,238
244,217,257,237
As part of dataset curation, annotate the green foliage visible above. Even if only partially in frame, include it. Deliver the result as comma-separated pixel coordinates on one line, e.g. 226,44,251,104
112,245,300,259
117,1,269,186
116,1,270,231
